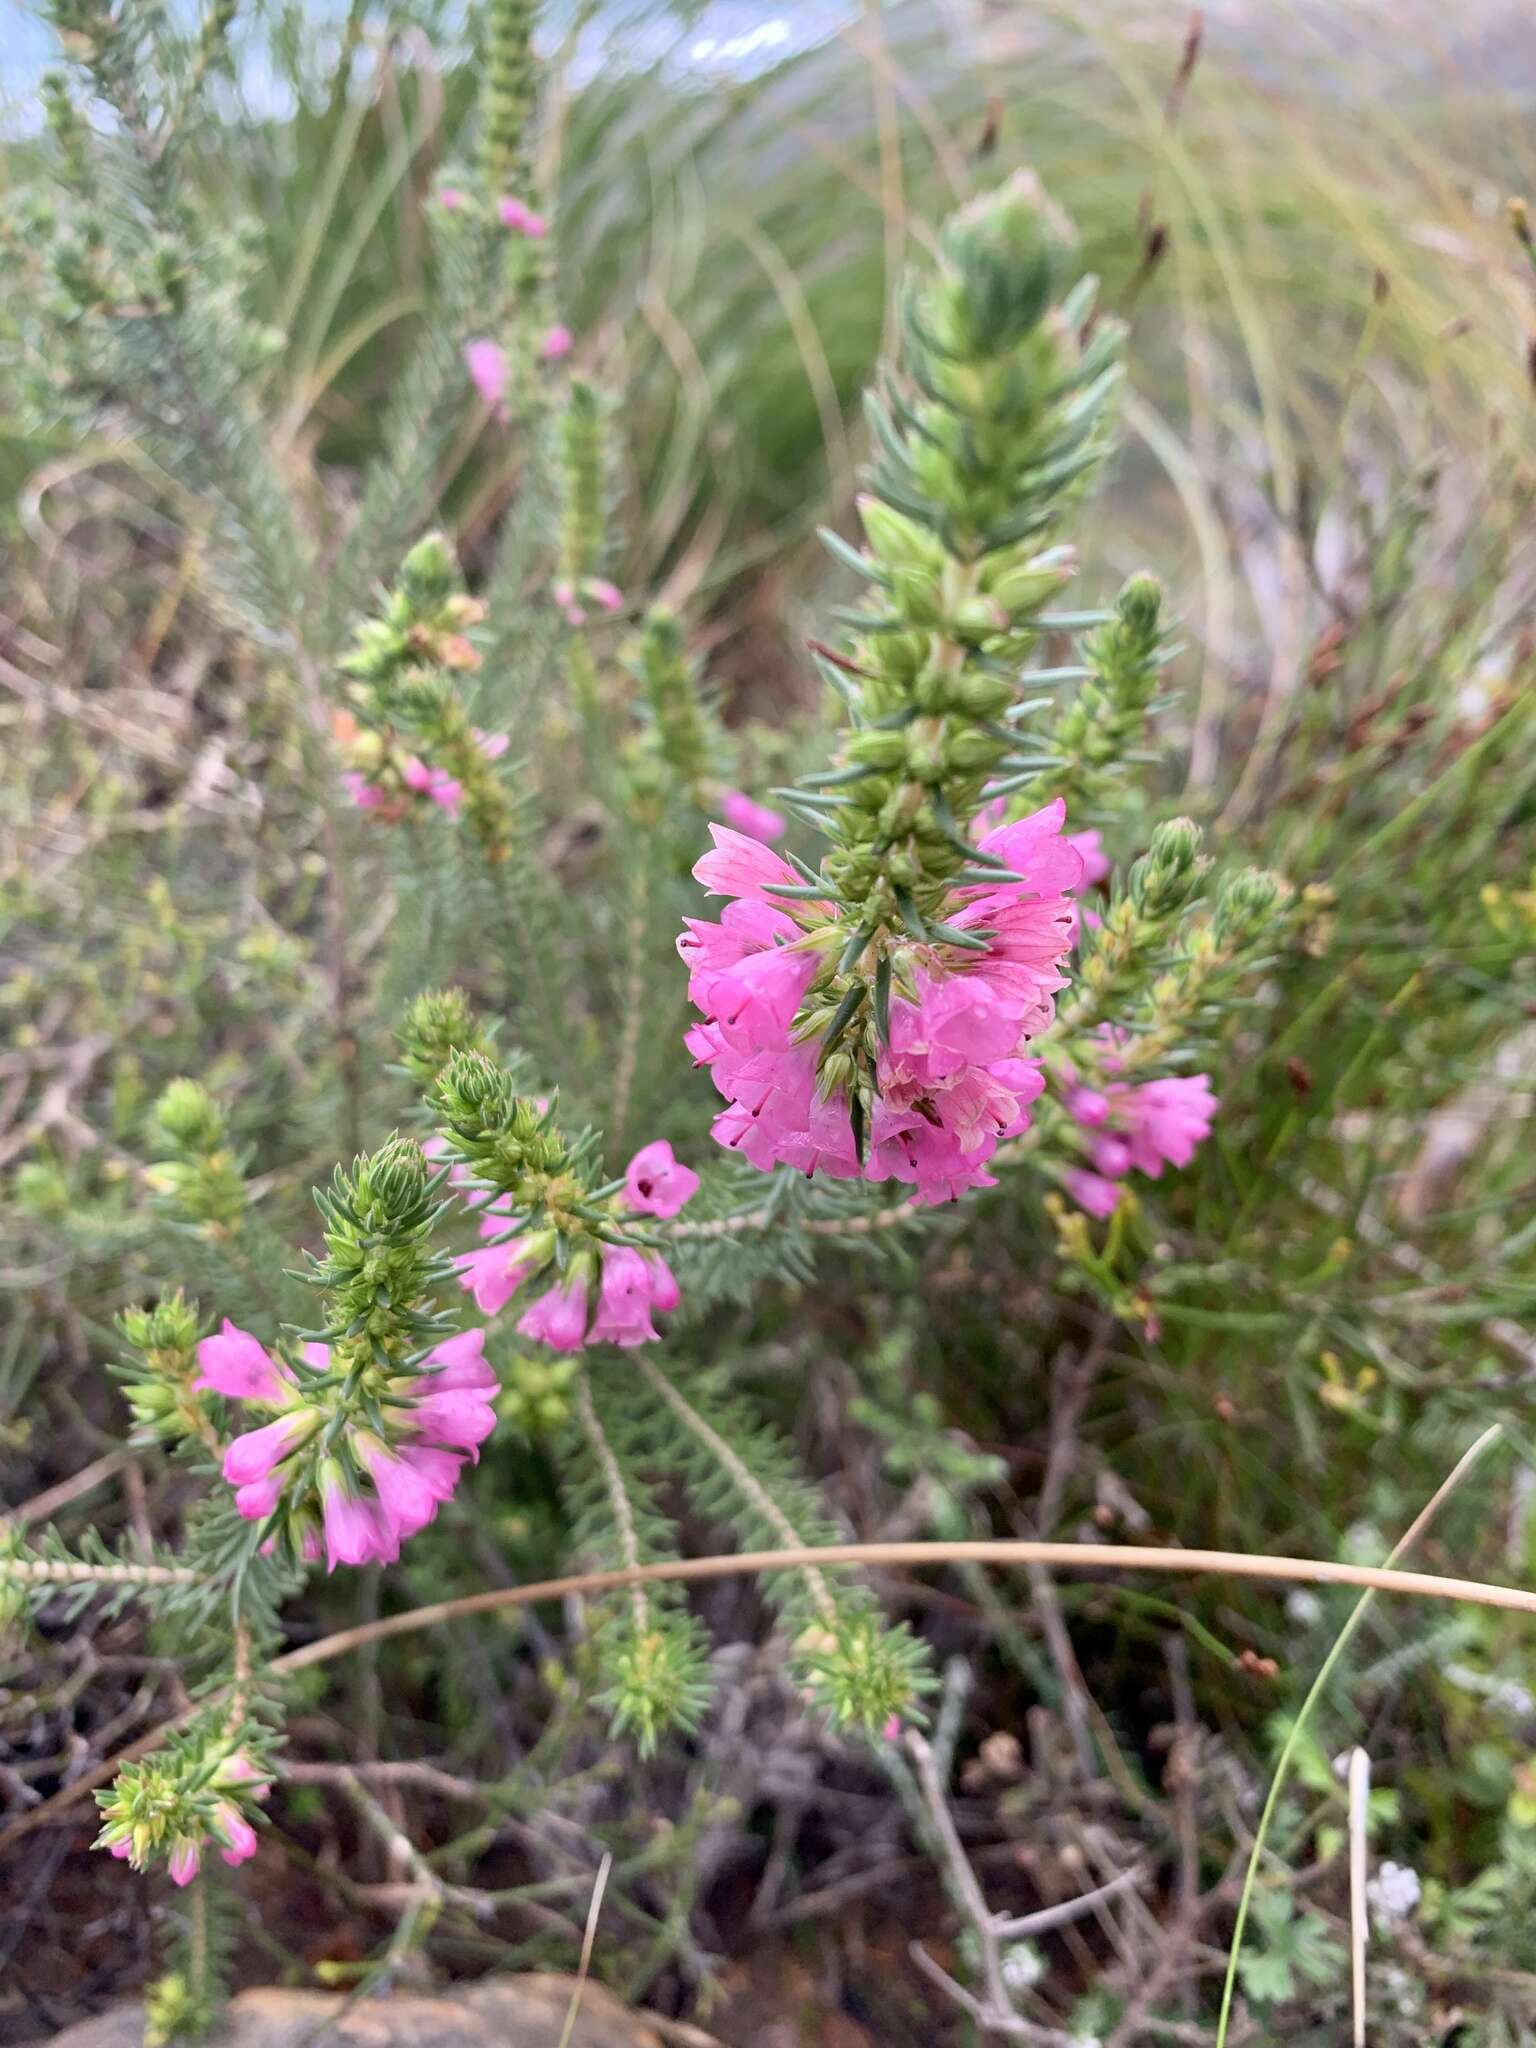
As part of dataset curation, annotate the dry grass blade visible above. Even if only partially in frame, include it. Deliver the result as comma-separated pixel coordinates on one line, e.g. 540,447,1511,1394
7,1523,1536,1861
1213,1423,1505,2048
1348,1746,1369,2048
555,1851,613,2048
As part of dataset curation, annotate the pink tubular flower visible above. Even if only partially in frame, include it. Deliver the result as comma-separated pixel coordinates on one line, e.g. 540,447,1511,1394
720,787,787,844
233,1474,283,1523
425,1327,499,1390
405,1386,498,1451
456,1220,545,1315
1065,1168,1123,1218
683,799,1080,1204
586,1246,671,1348
693,822,810,904
1112,1074,1217,1177
540,323,574,362
1090,1135,1133,1178
1065,1085,1110,1127
168,1841,201,1888
222,1411,311,1488
214,1752,269,1797
586,578,624,614
321,1466,400,1572
624,1139,700,1218
1059,1062,1216,1210
214,1803,259,1868
194,1319,291,1403
439,185,466,211
355,1437,449,1540
516,1272,590,1352
343,769,386,811
464,338,509,411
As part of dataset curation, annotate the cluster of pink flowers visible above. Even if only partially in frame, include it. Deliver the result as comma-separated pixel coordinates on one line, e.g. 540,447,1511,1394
680,799,1082,1204
104,1762,266,1886
1061,1068,1218,1217
104,1752,269,1886
457,1139,697,1349
201,1321,498,1571
554,576,624,628
344,730,507,820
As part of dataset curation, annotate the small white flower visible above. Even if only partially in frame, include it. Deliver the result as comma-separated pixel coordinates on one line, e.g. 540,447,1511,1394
1001,1941,1045,1993
1366,1860,1421,1924
1457,679,1492,723
1286,1589,1323,1628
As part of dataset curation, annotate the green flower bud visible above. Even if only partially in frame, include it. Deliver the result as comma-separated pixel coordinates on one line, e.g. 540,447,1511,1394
936,170,1076,358
858,495,945,574
1130,817,1205,917
845,729,911,772
397,987,489,1085
151,1077,225,1153
890,566,943,629
1213,866,1288,945
398,532,459,613
983,549,1077,618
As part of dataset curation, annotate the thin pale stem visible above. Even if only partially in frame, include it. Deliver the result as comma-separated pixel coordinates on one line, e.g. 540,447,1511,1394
574,1374,648,1633
631,1354,837,1628
0,1557,200,1587
9,1527,1536,1860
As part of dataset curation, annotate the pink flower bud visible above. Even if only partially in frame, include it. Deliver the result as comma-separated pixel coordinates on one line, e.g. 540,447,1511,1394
216,1803,259,1867
343,770,385,810
719,788,786,845
1091,1136,1133,1178
1064,1169,1122,1218
540,323,574,362
168,1841,201,1887
464,337,509,410
1065,1086,1110,1128
233,1475,283,1521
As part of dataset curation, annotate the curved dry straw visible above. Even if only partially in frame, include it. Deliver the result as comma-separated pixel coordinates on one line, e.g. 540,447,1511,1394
6,1529,1536,1857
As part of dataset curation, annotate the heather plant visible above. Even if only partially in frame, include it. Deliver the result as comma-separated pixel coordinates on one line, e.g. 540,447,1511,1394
4,3,1536,2043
